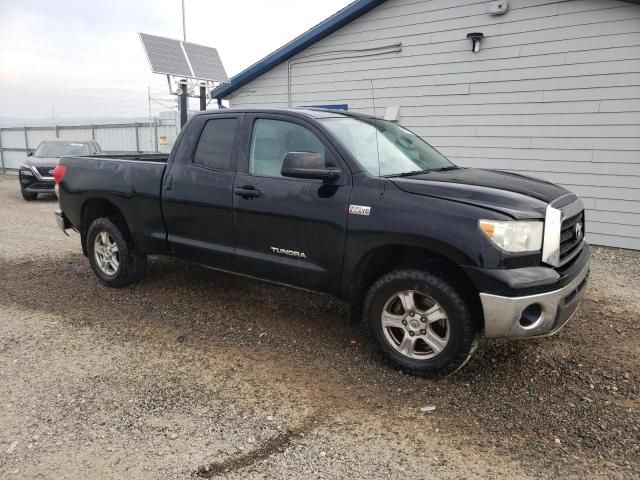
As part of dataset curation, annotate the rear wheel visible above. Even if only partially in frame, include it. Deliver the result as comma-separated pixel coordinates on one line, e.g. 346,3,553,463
86,217,146,287
21,189,37,201
363,269,478,377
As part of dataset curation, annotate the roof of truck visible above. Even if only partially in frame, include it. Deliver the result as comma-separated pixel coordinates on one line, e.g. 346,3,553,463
194,107,376,120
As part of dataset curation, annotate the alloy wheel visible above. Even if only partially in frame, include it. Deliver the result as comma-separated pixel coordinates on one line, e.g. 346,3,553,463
381,290,450,360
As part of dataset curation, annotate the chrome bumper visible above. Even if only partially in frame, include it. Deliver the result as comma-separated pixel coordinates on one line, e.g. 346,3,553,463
480,258,591,339
55,209,70,236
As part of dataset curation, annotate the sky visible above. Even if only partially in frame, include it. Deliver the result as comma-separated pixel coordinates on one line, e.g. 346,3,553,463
0,0,352,120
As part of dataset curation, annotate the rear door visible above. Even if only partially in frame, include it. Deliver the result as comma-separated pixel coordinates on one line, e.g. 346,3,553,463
232,113,352,295
162,113,244,269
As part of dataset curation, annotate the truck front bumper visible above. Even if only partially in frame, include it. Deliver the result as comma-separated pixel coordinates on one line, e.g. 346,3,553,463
472,246,591,339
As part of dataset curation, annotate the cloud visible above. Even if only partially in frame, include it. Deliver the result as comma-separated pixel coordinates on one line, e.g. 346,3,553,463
0,0,350,119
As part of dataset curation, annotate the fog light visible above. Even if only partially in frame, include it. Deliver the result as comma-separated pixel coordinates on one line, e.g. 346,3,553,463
519,304,542,328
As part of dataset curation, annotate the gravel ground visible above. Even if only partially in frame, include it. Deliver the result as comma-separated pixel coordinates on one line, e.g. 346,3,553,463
0,173,638,479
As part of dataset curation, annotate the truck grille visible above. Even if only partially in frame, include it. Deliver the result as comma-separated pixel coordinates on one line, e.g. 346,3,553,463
560,211,584,264
35,166,54,177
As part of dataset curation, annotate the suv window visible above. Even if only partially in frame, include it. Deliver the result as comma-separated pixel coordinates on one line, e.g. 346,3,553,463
193,118,237,171
249,119,325,177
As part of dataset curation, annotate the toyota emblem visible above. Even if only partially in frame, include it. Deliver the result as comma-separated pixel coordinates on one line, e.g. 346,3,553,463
575,221,583,240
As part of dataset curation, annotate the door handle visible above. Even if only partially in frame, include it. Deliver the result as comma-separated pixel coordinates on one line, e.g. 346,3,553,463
166,175,174,191
234,185,261,199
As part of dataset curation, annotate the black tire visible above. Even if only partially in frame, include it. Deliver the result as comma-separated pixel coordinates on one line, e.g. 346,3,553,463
21,190,37,201
86,217,146,288
363,269,478,377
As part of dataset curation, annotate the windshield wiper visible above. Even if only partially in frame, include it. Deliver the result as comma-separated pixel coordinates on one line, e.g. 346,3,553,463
430,166,460,172
385,170,426,178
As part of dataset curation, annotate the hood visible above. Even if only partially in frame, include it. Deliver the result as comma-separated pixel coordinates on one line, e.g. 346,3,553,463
25,157,60,168
390,168,574,219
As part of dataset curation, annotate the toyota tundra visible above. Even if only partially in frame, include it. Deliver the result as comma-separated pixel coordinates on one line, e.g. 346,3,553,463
53,108,590,376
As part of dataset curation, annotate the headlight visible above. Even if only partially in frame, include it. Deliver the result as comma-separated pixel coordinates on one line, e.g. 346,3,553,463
479,220,543,253
19,168,34,176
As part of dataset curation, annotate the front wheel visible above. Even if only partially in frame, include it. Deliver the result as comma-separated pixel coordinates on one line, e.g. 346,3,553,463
363,269,478,377
86,217,146,288
21,189,37,201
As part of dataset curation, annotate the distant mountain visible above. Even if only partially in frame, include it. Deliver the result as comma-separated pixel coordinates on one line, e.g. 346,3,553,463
0,112,178,128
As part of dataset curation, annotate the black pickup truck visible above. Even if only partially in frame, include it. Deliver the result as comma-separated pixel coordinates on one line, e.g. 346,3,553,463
54,108,591,376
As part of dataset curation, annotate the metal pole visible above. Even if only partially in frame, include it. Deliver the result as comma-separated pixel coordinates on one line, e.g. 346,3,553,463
54,125,59,138
154,119,159,152
200,85,207,111
91,124,96,140
148,86,152,123
135,122,140,153
23,127,29,156
0,129,5,173
179,80,188,129
181,0,187,41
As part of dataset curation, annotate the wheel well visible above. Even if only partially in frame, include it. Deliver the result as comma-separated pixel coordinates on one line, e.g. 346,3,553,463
80,198,131,255
351,245,484,332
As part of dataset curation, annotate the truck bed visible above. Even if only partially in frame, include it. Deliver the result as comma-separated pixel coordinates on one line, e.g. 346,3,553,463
58,154,169,255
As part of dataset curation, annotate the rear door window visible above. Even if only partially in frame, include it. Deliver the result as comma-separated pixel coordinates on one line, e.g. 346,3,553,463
193,118,238,171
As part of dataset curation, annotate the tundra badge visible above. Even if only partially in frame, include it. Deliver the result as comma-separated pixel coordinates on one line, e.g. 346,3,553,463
271,247,307,259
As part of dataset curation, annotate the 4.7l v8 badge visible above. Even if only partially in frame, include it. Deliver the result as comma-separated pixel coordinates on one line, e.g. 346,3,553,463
349,205,371,216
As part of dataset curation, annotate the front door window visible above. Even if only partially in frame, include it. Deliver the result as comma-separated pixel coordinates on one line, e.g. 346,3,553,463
249,119,326,178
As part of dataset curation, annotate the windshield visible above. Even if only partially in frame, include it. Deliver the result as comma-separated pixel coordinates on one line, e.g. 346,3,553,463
35,142,90,158
320,117,454,177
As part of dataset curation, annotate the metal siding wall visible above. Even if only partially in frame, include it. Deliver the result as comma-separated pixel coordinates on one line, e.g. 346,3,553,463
0,119,177,171
230,0,640,250
58,128,93,140
1,130,25,149
3,151,28,170
93,127,137,152
27,129,57,147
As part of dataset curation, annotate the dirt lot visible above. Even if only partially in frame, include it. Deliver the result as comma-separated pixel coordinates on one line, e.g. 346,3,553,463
0,174,638,479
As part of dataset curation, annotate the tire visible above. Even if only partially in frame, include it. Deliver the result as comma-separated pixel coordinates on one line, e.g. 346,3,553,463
21,190,37,201
86,217,146,288
363,269,478,377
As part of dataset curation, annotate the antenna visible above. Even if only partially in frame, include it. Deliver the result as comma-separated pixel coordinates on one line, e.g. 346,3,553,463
370,79,382,181
181,0,187,42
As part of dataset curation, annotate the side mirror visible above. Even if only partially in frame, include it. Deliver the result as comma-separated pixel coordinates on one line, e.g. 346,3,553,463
281,152,340,181
27,151,34,157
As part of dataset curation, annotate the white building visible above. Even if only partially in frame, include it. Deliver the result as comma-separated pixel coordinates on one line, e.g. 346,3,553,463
212,0,640,249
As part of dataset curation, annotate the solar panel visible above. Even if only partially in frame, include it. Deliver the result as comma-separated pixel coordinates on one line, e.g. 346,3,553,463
183,42,229,83
139,33,228,83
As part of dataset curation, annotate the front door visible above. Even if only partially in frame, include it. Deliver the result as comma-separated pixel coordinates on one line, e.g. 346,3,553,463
163,113,243,269
233,114,351,295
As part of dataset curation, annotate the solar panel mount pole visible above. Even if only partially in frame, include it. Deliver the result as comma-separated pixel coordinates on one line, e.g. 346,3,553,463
199,85,207,111
179,79,188,129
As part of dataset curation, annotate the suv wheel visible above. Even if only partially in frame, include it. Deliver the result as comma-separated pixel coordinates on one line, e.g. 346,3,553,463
363,269,478,377
21,190,37,201
86,217,146,287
